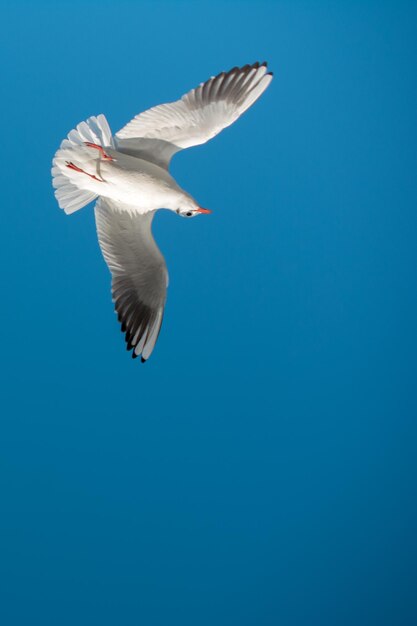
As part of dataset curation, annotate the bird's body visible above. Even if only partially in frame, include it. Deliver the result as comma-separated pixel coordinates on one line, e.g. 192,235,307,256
59,145,190,213
102,152,184,213
52,62,273,361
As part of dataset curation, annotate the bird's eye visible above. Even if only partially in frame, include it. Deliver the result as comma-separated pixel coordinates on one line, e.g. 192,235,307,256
186,211,193,217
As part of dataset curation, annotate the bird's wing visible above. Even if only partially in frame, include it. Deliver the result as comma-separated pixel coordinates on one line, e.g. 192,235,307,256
115,62,273,169
95,198,168,362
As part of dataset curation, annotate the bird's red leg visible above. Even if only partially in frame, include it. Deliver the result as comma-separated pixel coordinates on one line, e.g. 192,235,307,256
84,142,114,161
66,161,103,182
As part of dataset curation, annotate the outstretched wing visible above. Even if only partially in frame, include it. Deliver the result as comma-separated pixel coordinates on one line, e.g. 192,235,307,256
95,198,168,362
115,62,273,169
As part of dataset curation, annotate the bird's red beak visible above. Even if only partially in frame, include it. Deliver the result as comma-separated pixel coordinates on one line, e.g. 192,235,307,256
196,207,212,214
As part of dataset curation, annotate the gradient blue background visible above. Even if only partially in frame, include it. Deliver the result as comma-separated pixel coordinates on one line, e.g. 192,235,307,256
1,1,417,624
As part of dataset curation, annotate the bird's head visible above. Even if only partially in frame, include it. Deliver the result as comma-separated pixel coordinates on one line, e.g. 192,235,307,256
176,197,212,218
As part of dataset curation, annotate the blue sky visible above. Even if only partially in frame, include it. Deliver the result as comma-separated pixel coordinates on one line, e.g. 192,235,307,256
1,1,417,624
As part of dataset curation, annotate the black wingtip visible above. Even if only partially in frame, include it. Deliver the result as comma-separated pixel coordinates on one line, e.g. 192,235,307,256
132,350,138,359
141,356,147,363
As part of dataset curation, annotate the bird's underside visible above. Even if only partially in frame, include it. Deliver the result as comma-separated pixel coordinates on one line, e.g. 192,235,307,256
52,62,273,361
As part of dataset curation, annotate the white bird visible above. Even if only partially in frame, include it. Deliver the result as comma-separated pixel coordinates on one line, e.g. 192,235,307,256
52,62,273,362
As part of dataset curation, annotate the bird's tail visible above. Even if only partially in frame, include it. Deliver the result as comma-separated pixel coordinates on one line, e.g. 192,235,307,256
52,114,114,215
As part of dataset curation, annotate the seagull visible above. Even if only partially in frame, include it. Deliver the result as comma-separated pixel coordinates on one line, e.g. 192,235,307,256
52,62,273,362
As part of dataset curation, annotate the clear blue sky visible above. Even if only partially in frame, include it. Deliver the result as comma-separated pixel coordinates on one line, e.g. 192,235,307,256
1,1,417,624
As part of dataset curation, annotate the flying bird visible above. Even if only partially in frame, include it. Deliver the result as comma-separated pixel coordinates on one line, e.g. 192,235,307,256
52,62,273,361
